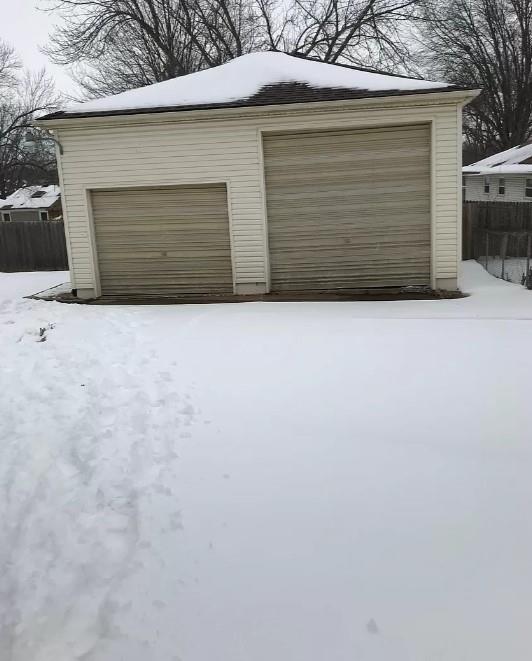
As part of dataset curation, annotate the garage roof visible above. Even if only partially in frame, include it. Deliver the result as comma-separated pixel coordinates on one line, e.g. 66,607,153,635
39,51,468,121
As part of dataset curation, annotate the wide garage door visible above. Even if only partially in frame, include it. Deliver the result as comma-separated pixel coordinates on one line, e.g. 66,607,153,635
92,184,233,296
263,124,431,290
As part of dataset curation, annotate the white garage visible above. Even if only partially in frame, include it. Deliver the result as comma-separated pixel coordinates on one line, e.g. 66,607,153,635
38,51,478,299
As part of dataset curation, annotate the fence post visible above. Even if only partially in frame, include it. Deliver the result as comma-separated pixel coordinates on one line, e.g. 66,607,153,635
462,203,471,259
468,204,474,259
500,232,508,280
527,234,532,289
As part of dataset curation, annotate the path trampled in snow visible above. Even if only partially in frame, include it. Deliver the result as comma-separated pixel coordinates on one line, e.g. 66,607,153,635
1,262,532,661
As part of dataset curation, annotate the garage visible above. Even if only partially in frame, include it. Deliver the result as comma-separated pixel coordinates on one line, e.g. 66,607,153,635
39,52,478,298
91,184,233,296
263,124,431,291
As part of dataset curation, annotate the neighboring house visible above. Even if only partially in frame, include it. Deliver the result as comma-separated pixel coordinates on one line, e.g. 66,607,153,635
37,52,478,299
463,142,532,202
0,186,62,222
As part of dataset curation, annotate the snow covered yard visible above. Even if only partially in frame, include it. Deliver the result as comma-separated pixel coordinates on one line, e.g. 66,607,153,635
1,262,532,661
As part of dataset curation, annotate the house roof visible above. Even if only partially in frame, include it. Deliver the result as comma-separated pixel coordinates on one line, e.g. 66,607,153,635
464,141,532,175
39,51,469,121
0,185,61,211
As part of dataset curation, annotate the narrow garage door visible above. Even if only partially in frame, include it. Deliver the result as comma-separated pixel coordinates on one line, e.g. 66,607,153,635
263,124,431,290
91,185,233,296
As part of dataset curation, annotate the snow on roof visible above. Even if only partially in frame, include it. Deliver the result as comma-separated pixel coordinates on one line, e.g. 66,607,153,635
0,185,61,210
463,141,532,175
60,52,452,117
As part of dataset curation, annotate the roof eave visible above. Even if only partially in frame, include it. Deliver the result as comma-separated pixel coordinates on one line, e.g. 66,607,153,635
463,168,532,175
35,87,481,128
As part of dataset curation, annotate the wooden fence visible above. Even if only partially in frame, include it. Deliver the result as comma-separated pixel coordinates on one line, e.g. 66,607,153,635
462,201,532,287
0,221,68,272
463,201,532,259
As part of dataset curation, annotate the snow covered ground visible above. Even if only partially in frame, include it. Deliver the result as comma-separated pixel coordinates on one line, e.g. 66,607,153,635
1,262,532,661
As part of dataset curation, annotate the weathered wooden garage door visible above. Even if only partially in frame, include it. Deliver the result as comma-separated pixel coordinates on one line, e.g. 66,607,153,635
91,185,233,295
263,124,431,290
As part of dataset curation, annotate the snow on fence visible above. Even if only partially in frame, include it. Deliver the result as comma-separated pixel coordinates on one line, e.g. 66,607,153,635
0,221,68,272
463,202,532,288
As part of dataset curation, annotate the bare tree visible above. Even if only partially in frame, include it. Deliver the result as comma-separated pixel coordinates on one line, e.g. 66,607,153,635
0,41,60,198
0,41,20,88
266,0,421,69
42,0,264,97
420,0,532,158
42,0,421,99
43,0,206,96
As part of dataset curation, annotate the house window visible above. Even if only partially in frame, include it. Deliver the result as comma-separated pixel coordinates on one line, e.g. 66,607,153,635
40,211,49,221
484,177,490,194
526,179,532,198
2,212,11,222
31,190,46,199
498,178,505,195
462,176,466,197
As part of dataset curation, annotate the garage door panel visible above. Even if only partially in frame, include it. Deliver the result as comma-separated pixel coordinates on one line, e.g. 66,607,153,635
264,155,430,172
268,218,430,233
92,184,233,296
264,153,430,170
267,200,430,216
266,175,430,196
266,188,430,204
271,239,431,254
276,260,430,282
264,124,431,290
98,248,233,258
271,250,431,269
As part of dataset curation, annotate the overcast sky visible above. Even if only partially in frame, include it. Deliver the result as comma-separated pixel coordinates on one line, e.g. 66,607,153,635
1,0,75,93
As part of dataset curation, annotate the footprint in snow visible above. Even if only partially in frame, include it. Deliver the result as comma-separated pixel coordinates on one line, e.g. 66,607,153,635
16,322,55,343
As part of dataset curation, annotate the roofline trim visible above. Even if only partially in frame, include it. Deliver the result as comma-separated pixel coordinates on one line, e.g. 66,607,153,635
36,87,480,128
463,169,532,175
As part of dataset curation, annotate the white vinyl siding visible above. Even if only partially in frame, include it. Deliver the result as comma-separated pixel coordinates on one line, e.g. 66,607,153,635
53,95,464,293
464,174,532,202
4,209,41,221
